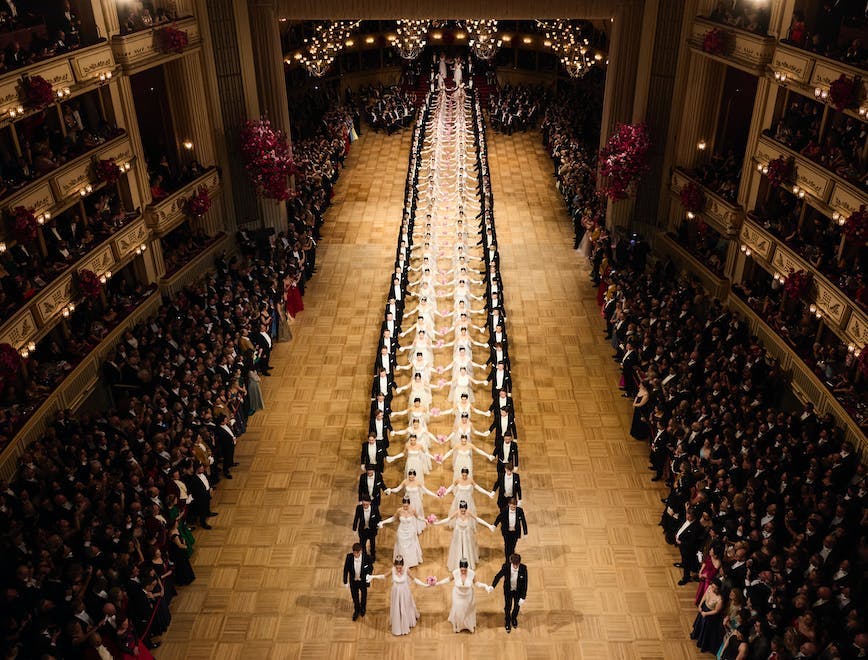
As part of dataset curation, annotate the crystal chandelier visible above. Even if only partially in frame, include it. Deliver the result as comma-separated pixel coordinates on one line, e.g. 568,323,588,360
394,19,430,60
536,19,601,78
300,20,359,77
465,20,501,60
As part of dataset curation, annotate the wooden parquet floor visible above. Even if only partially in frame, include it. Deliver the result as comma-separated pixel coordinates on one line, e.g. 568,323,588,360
158,127,706,659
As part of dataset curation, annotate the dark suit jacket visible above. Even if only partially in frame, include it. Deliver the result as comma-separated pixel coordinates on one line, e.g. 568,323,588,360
360,441,388,472
357,472,387,504
492,472,522,504
491,562,528,599
489,413,517,441
494,439,519,471
352,504,381,535
494,506,528,537
371,375,396,399
342,552,374,585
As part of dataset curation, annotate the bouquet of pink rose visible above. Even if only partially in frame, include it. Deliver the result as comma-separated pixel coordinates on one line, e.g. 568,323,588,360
426,575,437,586
598,122,651,200
434,454,443,464
436,486,447,497
425,514,438,525
430,407,440,415
239,117,298,201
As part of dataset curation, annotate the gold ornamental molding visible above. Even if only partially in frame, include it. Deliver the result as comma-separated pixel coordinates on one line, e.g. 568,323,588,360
687,17,775,76
738,218,773,261
0,309,37,350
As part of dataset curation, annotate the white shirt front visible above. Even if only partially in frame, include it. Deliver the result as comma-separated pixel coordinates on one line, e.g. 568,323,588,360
353,556,362,580
510,566,519,591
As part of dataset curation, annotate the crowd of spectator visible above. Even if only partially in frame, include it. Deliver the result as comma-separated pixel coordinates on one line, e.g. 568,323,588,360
541,73,606,248
768,98,866,188
692,150,742,203
0,189,139,326
786,5,867,68
708,0,771,34
118,2,179,35
585,227,868,659
674,221,728,277
488,84,546,134
0,107,124,201
357,84,416,134
0,99,357,658
147,155,207,203
0,0,83,69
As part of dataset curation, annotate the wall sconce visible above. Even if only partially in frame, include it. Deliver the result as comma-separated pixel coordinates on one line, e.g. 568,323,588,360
98,270,112,285
697,139,707,151
345,39,354,47
134,242,147,255
386,34,397,42
521,36,532,44
543,39,552,47
36,211,50,225
761,165,769,175
293,52,302,60
813,87,829,100
98,71,113,82
8,105,23,118
456,32,467,40
501,34,512,42
686,211,695,220
79,184,93,197
739,244,752,257
809,303,817,313
0,242,5,254
773,273,784,283
182,140,194,151
773,71,788,83
365,36,375,44
756,163,763,172
431,32,442,40
859,106,867,118
56,87,71,99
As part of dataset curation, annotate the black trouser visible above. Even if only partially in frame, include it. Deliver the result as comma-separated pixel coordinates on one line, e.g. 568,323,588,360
350,580,367,615
502,531,519,562
359,530,376,560
504,590,521,622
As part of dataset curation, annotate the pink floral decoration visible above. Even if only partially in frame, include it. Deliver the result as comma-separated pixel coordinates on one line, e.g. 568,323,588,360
425,514,437,525
598,122,651,200
679,182,706,214
828,74,855,111
702,28,729,55
425,575,437,586
766,156,794,188
843,205,867,245
436,486,447,497
434,453,443,463
783,269,811,300
239,117,298,202
0,343,21,376
430,407,440,415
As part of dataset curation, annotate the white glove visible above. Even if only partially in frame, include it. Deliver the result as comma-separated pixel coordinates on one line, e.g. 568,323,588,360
518,598,525,606
486,585,494,593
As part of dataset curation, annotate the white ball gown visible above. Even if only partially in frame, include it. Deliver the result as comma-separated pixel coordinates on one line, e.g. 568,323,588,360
446,516,480,570
447,569,478,633
393,513,424,568
389,568,420,636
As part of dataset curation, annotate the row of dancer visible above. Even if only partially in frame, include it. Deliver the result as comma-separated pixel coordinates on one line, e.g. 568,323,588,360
345,87,530,636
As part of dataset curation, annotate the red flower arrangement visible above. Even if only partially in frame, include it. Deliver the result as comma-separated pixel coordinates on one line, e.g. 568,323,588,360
239,118,298,202
94,158,121,185
10,206,37,243
766,156,794,188
187,186,211,217
702,28,729,55
679,182,706,214
156,25,189,54
598,122,651,201
784,269,811,299
828,74,856,111
76,269,102,299
843,205,867,244
0,342,21,376
23,75,55,108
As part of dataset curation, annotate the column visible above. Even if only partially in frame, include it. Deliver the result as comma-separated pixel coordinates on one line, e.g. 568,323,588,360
674,55,725,171
96,0,119,35
164,56,216,167
737,76,774,210
110,77,153,207
248,0,290,233
599,2,646,229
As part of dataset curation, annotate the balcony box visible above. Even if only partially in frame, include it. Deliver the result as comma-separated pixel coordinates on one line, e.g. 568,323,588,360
688,17,776,75
145,167,220,237
111,17,201,75
671,168,742,236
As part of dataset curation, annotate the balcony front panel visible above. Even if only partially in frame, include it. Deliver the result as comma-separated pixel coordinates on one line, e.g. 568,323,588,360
671,168,742,235
689,17,776,74
77,243,118,278
70,43,118,83
0,309,37,350
146,168,220,236
112,216,150,262
33,274,74,327
845,309,868,347
771,42,815,84
814,278,849,327
738,218,775,261
754,135,838,203
3,180,55,216
828,180,865,220
111,17,201,75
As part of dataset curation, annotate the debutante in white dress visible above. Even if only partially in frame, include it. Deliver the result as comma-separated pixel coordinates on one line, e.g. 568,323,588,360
447,482,488,518
393,512,425,567
389,568,421,635
447,569,480,632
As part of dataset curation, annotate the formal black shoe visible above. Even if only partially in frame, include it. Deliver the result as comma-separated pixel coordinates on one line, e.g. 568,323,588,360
512,617,518,628
232,462,240,467
673,562,683,568
201,523,213,530
651,477,662,482
224,473,233,479
145,640,161,650
678,578,690,586
505,621,511,632
360,610,366,617
207,512,218,517
352,612,359,621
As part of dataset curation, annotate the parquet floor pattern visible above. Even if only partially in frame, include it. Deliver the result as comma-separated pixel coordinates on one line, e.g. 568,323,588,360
158,127,705,659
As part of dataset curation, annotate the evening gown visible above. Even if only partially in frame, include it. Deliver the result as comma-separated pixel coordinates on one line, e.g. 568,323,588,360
389,568,421,636
691,602,724,654
393,513,424,567
285,284,304,318
446,516,480,570
447,569,478,633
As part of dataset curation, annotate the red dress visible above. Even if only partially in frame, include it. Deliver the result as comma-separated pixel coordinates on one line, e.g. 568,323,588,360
695,555,720,605
285,284,304,319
